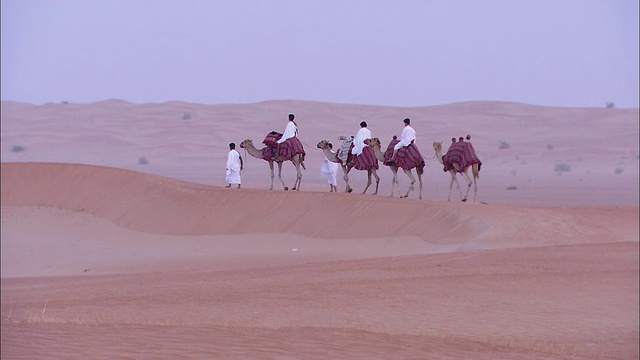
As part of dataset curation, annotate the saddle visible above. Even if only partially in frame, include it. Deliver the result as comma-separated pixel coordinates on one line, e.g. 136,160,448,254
261,131,305,162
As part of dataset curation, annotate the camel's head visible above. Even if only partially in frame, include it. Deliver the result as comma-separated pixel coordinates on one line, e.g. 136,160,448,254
317,140,330,149
239,139,252,149
433,141,443,152
368,137,381,148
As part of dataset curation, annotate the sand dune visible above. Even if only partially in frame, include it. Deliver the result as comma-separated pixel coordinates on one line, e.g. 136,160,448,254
1,100,638,359
3,162,636,245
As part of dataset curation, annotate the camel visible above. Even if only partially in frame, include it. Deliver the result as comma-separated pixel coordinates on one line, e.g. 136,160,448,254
239,139,305,191
316,139,380,195
368,138,424,199
433,141,480,202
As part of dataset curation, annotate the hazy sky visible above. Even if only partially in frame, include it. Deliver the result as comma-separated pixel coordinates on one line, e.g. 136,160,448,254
2,0,638,108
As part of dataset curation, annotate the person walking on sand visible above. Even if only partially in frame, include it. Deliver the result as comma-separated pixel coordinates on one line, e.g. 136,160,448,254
392,118,416,160
351,121,372,156
225,142,243,188
320,142,340,192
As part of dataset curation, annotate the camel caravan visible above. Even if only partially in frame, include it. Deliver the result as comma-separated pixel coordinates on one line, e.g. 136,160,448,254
240,116,482,202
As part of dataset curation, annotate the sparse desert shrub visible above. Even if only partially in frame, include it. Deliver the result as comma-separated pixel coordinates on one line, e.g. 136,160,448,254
499,141,511,150
506,185,518,190
138,156,149,165
11,145,25,152
614,167,624,174
605,102,615,108
182,112,191,120
546,144,553,150
554,163,571,174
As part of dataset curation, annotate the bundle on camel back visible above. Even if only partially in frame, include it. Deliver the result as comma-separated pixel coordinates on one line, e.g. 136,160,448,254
317,136,380,195
239,131,306,191
433,135,482,202
368,136,426,199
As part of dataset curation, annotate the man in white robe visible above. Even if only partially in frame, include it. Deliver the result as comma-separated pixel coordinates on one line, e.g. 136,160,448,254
225,142,243,188
392,118,416,159
351,121,371,156
277,113,298,144
320,142,340,192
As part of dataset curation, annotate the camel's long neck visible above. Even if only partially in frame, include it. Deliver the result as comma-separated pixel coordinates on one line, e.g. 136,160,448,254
244,144,266,160
370,144,385,162
322,148,341,163
434,147,444,165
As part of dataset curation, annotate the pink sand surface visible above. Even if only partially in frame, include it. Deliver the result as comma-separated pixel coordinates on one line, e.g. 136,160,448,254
1,100,638,359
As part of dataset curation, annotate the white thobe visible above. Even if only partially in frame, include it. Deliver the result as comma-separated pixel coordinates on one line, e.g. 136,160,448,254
320,155,340,186
394,125,416,150
351,127,372,155
277,121,297,144
226,149,242,184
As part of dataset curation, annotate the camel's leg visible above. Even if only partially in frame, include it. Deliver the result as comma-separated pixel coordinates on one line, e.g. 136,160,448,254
417,173,423,200
472,178,478,202
472,164,479,203
362,169,372,194
390,167,399,197
268,161,275,190
343,165,353,193
277,162,288,191
292,158,302,191
297,159,303,191
401,169,416,198
447,172,457,201
372,169,380,195
447,171,463,201
291,159,298,191
460,170,473,202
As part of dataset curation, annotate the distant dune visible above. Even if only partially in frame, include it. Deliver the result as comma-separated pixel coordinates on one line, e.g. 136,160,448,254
2,100,638,206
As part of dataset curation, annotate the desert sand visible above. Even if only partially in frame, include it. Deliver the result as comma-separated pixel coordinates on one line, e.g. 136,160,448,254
1,100,638,359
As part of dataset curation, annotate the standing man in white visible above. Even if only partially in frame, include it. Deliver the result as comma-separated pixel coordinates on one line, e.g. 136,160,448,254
320,142,340,192
225,142,243,188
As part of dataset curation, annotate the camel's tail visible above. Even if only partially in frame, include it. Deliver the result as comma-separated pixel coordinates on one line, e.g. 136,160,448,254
301,154,307,170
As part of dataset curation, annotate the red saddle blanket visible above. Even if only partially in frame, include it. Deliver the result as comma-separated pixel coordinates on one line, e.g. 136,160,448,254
261,132,306,161
442,142,482,173
383,138,425,170
263,131,282,147
349,146,379,170
383,138,400,166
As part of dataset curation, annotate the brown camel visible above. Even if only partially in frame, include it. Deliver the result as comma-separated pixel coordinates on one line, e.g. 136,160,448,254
240,139,305,191
368,138,424,199
433,141,480,202
316,139,380,195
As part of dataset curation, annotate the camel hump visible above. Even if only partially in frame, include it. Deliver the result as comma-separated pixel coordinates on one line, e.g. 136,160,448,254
263,132,282,146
